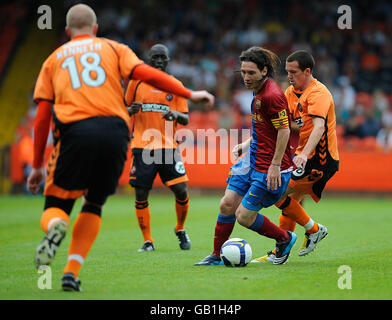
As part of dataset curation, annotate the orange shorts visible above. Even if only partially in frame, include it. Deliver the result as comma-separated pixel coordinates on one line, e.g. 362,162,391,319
289,167,337,202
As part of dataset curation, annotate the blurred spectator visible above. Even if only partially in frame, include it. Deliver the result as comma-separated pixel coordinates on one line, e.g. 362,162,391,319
218,103,234,131
332,76,356,124
233,89,253,115
377,104,392,152
359,110,381,137
12,0,392,153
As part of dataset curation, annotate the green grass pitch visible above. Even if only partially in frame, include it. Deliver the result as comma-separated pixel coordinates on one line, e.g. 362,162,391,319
1,193,391,300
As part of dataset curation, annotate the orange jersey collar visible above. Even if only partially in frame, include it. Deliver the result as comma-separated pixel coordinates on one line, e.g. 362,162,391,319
72,34,94,40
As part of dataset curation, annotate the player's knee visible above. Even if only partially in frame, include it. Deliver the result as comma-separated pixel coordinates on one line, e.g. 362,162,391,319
235,209,256,228
276,195,291,210
219,196,237,215
170,182,188,201
135,188,149,202
44,196,75,215
82,199,102,217
234,210,247,227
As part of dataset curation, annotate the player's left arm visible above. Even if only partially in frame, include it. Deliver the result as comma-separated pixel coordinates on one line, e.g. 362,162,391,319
162,111,189,125
268,127,290,191
293,91,330,169
268,95,291,190
162,94,189,125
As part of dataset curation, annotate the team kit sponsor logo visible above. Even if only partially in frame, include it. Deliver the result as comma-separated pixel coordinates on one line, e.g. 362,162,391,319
139,121,251,166
141,103,170,113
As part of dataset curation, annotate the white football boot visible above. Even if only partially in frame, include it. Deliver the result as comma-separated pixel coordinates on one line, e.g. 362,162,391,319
298,223,328,256
35,220,68,268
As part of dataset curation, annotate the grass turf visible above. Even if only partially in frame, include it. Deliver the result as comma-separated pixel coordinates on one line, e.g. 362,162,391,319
0,194,391,300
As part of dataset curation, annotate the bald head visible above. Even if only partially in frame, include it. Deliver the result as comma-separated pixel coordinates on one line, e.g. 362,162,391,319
149,44,170,59
66,4,97,37
148,44,170,72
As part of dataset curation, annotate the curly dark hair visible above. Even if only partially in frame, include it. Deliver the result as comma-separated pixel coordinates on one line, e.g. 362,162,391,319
239,46,281,78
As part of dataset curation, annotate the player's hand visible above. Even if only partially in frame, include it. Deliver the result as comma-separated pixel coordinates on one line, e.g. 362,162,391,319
293,153,308,170
189,90,215,108
127,102,142,116
162,110,178,121
232,144,243,161
267,164,281,191
27,168,44,194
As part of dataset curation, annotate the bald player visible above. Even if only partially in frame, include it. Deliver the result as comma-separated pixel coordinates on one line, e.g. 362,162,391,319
126,44,191,252
28,4,214,292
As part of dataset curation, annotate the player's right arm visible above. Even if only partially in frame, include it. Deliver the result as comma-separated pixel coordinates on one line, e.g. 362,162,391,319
28,56,55,194
27,100,52,194
124,79,142,116
132,64,214,107
232,137,252,160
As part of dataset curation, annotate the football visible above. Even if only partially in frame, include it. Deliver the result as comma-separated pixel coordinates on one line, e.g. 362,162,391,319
220,238,252,267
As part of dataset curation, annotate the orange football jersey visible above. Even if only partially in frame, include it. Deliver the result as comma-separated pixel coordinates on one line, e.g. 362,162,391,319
34,34,143,125
125,78,188,149
285,78,339,163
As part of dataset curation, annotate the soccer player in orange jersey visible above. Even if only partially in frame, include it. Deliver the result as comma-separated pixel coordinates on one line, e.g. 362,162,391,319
125,44,191,252
27,4,213,291
253,50,339,263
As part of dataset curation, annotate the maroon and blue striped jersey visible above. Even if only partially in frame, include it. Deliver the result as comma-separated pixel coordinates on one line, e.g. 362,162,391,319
249,79,294,173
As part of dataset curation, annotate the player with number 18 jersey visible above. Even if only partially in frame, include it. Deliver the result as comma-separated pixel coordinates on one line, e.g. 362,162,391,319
33,35,143,200
34,35,143,125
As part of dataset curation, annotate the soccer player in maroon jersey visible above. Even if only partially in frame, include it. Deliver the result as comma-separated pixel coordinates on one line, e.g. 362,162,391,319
195,47,297,266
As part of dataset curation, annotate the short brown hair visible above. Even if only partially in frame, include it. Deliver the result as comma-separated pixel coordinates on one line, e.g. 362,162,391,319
286,50,315,72
239,46,280,78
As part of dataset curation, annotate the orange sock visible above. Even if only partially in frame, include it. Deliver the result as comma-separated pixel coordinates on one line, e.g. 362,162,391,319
279,213,296,232
63,212,101,278
276,196,319,233
135,200,153,243
175,195,189,232
306,223,319,234
40,207,70,233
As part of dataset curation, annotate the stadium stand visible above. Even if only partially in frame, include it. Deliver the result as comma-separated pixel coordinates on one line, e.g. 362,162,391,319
2,0,392,193
0,2,27,77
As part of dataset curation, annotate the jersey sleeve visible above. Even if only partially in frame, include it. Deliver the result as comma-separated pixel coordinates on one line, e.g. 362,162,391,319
125,80,140,105
33,56,54,103
112,41,144,79
172,78,188,113
33,100,52,168
307,90,332,119
267,93,290,130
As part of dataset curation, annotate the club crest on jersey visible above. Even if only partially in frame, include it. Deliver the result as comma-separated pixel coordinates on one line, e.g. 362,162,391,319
130,166,136,174
175,161,186,174
255,99,261,109
166,94,173,101
252,113,263,122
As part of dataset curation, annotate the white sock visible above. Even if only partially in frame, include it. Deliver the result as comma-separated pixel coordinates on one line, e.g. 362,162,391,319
304,219,314,231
